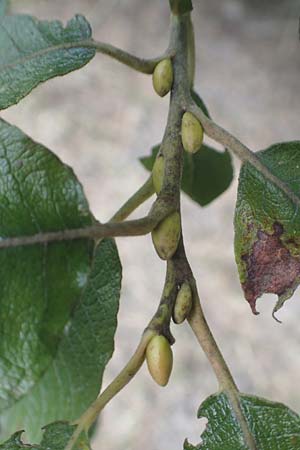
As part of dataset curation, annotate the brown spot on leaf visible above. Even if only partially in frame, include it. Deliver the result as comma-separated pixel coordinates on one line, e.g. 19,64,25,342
242,222,300,314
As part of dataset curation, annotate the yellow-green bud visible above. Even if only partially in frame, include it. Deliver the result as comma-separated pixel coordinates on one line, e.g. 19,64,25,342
152,155,165,194
181,112,203,153
152,59,173,97
146,335,173,386
173,282,193,324
151,211,181,260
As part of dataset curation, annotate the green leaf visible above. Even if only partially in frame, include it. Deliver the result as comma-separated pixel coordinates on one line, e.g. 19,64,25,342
0,0,8,17
0,119,122,440
184,392,300,450
0,14,95,110
234,141,300,316
140,144,233,206
0,421,91,449
40,422,91,450
0,238,122,441
0,118,93,409
169,0,193,15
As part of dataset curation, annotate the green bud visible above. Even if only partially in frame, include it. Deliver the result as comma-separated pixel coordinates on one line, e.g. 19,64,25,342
181,112,203,153
152,58,173,97
152,155,165,194
152,211,181,260
173,282,193,324
146,335,173,386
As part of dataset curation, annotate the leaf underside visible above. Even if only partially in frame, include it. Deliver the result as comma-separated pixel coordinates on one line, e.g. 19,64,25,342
184,392,300,450
0,119,122,441
234,141,300,316
0,13,95,110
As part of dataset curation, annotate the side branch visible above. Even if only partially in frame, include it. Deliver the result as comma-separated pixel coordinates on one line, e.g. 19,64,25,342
0,194,173,249
110,176,155,223
188,102,300,208
65,329,155,450
188,286,257,450
78,39,173,74
0,218,154,249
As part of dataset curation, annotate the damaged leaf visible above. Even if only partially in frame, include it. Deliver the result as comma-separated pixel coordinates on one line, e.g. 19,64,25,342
234,141,300,316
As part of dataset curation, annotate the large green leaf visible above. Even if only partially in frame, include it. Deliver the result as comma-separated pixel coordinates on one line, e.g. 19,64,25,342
184,392,300,450
0,238,121,441
0,119,122,440
140,144,233,206
234,141,300,316
0,422,91,450
0,14,95,110
0,118,93,410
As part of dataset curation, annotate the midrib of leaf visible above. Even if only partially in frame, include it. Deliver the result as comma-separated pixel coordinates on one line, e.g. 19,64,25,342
225,389,257,450
0,39,94,72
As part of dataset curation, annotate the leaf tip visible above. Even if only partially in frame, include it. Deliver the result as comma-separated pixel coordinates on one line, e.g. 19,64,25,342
272,309,283,324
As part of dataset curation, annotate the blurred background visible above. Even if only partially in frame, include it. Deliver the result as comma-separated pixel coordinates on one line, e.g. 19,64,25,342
3,0,300,448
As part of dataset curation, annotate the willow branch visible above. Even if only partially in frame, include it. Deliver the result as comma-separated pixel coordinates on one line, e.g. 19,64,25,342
188,102,300,208
170,14,257,449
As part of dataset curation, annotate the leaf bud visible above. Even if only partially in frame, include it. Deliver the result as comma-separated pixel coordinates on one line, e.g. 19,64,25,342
151,211,181,260
152,58,173,97
181,112,203,153
152,155,165,194
146,335,173,386
173,282,193,324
